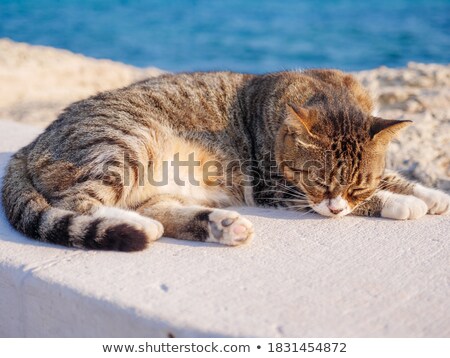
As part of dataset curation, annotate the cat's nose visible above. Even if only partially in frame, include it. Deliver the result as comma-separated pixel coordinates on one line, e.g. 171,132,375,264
327,195,348,215
328,206,344,215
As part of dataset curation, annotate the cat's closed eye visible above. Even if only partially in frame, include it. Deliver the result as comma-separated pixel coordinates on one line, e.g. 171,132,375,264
348,187,372,197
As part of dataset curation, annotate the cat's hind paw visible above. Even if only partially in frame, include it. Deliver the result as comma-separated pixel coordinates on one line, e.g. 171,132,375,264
380,192,428,220
413,185,450,215
207,209,254,246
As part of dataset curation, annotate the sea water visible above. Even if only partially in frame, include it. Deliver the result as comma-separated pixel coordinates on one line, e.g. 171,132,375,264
1,0,449,72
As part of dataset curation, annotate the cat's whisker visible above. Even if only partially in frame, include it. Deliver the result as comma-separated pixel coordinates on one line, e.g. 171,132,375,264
379,180,407,191
256,189,302,195
259,197,310,206
286,202,313,208
257,188,307,199
290,204,313,209
258,196,308,202
257,195,308,202
292,208,316,218
267,182,305,193
277,184,306,196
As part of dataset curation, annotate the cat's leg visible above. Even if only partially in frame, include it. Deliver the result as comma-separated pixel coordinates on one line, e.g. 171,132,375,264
380,169,450,215
352,190,428,220
136,195,254,245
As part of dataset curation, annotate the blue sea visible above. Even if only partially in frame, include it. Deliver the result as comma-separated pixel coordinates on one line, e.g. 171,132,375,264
1,0,449,73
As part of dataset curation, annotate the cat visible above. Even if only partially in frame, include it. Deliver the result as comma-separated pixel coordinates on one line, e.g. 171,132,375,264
2,70,449,251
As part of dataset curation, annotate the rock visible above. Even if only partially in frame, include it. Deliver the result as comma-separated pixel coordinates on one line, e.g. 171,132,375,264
0,38,165,125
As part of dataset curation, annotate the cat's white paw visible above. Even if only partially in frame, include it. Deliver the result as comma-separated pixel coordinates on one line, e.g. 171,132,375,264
140,217,164,241
380,192,428,220
207,209,254,246
94,206,164,241
413,185,450,215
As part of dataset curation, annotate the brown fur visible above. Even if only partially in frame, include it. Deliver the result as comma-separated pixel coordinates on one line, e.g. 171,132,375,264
2,70,448,251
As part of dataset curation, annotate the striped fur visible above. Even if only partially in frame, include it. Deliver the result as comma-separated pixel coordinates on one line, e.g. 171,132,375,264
2,70,449,251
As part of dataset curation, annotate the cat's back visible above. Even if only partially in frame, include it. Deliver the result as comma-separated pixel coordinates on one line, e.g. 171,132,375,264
28,72,253,159
128,71,254,130
27,71,253,156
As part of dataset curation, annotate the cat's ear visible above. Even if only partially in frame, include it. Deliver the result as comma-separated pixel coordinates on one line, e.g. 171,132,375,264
370,117,412,144
286,103,318,136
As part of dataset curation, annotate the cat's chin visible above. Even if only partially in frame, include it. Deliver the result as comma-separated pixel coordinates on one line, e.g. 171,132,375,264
313,210,351,218
311,198,352,218
313,208,352,218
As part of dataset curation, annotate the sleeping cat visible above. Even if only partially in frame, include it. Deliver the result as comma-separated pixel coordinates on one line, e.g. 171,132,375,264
2,70,449,251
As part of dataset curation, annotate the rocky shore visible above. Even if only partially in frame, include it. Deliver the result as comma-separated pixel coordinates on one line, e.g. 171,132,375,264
1,38,448,191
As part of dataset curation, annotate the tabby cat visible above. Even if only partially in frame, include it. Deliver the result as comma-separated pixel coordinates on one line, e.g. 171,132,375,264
2,70,449,251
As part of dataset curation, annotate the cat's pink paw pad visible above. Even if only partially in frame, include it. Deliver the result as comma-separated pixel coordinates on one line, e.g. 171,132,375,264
208,209,254,246
232,224,247,235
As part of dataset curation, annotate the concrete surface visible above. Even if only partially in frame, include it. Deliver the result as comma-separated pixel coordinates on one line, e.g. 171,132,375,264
0,120,449,337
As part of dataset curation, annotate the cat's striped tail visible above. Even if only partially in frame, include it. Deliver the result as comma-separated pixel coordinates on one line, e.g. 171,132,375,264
1,149,160,251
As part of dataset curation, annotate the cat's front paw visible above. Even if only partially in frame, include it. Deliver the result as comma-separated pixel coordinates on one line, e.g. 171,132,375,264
413,185,450,215
380,192,428,220
207,209,254,246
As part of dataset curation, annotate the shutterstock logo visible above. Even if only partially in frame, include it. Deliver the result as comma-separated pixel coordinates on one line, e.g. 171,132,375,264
100,150,341,188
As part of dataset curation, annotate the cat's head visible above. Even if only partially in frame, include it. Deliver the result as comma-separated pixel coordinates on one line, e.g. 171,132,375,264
275,103,411,217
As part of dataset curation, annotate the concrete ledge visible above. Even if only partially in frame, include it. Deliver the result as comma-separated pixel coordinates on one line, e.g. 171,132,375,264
1,120,449,337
